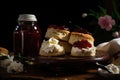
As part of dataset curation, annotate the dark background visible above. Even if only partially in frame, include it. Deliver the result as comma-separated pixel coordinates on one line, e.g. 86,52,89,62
0,0,116,51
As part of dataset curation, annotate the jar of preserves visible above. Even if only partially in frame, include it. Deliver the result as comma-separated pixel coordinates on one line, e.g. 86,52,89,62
13,14,41,59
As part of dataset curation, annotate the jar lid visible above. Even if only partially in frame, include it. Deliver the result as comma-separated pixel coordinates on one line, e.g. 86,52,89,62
18,14,37,21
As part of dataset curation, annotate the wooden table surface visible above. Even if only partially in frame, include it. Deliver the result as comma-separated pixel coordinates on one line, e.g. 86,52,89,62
1,51,120,80
0,65,120,80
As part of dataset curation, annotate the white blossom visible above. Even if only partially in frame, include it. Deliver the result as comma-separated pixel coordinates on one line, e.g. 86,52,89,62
7,61,23,73
82,13,88,18
0,56,14,68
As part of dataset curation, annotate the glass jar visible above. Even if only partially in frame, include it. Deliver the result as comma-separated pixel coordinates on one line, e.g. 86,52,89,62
13,14,42,58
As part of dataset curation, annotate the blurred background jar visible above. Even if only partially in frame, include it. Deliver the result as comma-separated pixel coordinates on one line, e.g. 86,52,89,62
13,14,42,59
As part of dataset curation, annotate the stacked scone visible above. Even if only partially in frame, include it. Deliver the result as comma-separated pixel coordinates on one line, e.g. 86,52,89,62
39,25,71,56
39,25,96,57
69,28,96,56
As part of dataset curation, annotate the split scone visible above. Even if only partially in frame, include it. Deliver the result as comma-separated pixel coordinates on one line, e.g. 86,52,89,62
45,25,70,41
69,32,96,56
59,40,72,53
69,32,94,45
39,37,65,56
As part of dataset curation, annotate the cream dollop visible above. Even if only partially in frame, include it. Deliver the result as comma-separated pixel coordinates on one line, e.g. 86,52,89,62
40,37,64,53
71,46,96,56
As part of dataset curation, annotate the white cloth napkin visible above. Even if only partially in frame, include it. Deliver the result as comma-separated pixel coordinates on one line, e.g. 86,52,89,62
96,38,120,56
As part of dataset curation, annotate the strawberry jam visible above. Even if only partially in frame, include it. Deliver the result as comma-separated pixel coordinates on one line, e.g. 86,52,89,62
13,14,42,58
73,39,92,49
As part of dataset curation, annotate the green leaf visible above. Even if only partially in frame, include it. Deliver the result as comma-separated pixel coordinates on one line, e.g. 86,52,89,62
89,9,97,14
98,6,107,16
88,9,99,19
88,13,95,18
74,25,81,28
112,0,120,20
0,56,8,60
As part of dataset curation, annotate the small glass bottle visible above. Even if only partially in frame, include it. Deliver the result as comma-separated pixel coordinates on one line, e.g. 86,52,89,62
13,14,41,58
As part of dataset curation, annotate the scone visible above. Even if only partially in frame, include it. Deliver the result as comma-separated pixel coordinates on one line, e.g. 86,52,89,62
39,37,65,56
59,40,72,53
0,47,9,56
71,39,96,56
69,32,94,45
45,25,70,41
69,31,96,56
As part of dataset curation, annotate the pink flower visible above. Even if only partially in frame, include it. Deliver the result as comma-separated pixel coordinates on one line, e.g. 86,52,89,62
98,15,116,31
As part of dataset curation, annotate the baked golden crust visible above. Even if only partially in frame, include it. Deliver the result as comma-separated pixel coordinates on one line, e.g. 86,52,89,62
0,47,9,55
68,32,94,45
59,40,72,53
45,27,70,41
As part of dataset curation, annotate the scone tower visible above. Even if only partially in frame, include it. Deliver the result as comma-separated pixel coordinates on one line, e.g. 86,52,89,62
39,25,96,57
39,25,71,56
